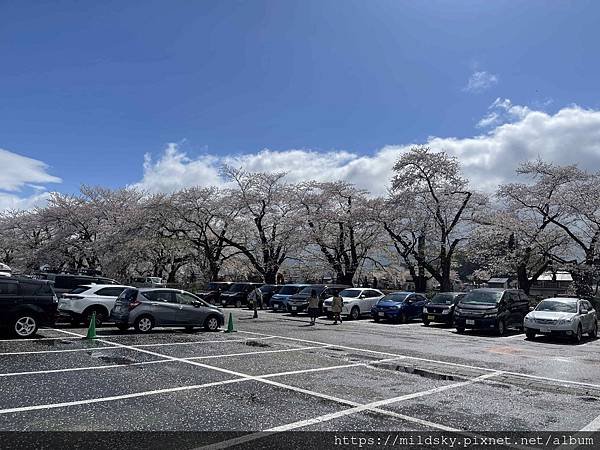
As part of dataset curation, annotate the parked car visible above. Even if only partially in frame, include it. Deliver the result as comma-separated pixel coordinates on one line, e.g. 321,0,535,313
422,292,466,326
58,284,132,326
256,284,282,307
524,297,597,343
454,288,529,335
34,273,119,295
269,284,312,311
0,276,58,338
110,288,224,333
131,276,166,288
196,281,234,304
322,288,384,320
287,284,350,315
218,282,263,307
371,291,428,323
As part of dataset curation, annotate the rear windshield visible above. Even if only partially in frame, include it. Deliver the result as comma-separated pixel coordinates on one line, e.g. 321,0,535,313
277,286,302,295
536,300,577,313
69,286,92,294
430,293,459,305
117,288,139,303
380,293,409,303
461,290,502,304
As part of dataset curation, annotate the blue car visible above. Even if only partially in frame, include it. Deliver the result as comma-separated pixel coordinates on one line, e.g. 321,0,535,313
371,292,429,323
269,284,311,312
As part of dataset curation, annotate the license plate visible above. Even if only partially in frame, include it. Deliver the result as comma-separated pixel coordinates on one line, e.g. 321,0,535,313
428,315,435,320
274,304,279,309
539,327,550,333
291,306,297,311
466,319,475,325
378,312,385,317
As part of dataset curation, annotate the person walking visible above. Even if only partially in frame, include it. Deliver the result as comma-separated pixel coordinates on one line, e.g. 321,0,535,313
331,292,343,325
308,289,320,326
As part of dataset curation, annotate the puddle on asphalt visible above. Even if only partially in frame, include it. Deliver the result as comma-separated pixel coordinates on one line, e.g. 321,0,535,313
245,340,271,348
92,354,138,365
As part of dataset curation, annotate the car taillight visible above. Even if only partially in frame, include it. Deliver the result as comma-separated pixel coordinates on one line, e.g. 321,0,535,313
62,294,84,300
128,299,141,310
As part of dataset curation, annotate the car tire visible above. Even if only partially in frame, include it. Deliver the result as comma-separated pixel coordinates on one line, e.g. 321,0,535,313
290,311,297,316
573,324,583,344
423,320,430,327
456,326,465,334
83,307,107,327
204,315,220,332
117,324,129,332
496,319,506,336
349,306,360,321
373,315,380,322
525,330,536,340
397,312,407,324
589,321,598,338
11,314,38,338
134,315,154,333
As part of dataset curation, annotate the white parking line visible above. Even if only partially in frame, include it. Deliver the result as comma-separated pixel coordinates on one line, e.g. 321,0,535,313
50,328,463,431
0,336,276,356
580,413,600,431
238,330,600,390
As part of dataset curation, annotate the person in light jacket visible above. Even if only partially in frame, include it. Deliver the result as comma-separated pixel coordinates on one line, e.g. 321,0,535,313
308,290,320,325
331,293,343,325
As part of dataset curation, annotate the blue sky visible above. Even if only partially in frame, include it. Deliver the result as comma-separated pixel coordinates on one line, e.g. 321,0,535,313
1,0,600,206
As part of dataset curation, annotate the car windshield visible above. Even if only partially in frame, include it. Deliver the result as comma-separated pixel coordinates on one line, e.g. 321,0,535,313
229,283,250,292
339,289,361,298
461,291,502,304
277,286,302,295
536,300,578,313
430,293,457,305
299,286,322,295
207,282,226,290
380,293,409,303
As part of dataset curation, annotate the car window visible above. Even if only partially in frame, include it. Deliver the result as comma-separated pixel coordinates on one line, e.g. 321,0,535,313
96,287,126,297
18,281,53,296
176,292,203,305
366,290,381,297
0,282,18,295
143,291,174,303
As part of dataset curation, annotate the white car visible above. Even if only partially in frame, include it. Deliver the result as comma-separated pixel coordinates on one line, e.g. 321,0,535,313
322,288,384,320
58,284,133,326
524,297,598,343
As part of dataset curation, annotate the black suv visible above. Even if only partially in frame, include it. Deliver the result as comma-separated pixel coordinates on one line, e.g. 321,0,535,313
219,282,263,307
286,284,350,315
0,276,58,338
454,288,529,336
422,292,466,326
35,273,119,295
196,281,234,305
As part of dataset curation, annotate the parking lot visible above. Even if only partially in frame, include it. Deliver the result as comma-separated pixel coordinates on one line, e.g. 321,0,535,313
2,309,600,446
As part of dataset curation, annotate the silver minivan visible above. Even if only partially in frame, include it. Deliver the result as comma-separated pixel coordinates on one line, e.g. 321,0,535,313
110,288,224,333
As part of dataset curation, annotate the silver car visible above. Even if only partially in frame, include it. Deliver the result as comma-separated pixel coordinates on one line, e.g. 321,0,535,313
524,297,597,343
110,288,224,333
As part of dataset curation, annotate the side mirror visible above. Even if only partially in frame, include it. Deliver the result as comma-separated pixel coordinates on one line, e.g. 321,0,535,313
359,294,366,299
529,306,534,312
192,301,201,308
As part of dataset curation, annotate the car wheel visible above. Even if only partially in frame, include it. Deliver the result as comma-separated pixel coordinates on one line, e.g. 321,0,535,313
423,320,430,327
235,300,242,308
117,324,129,332
290,311,297,316
496,320,506,336
12,315,38,338
589,321,598,338
525,329,536,340
134,315,154,333
397,312,407,324
373,315,380,322
573,324,583,344
84,307,107,327
204,315,220,332
456,326,465,334
350,306,360,321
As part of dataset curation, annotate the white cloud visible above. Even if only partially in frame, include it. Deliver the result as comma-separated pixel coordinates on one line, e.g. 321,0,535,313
464,70,499,93
476,97,531,128
135,102,600,196
0,148,61,210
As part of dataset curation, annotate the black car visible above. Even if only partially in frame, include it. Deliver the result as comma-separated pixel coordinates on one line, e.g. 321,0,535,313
454,288,529,336
0,276,58,338
286,284,350,315
219,282,263,307
422,292,466,326
34,273,119,295
196,281,234,305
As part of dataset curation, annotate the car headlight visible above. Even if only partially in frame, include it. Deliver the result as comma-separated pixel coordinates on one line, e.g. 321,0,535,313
455,309,462,316
558,319,567,325
422,307,428,313
524,316,532,322
394,305,401,310
441,309,451,315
